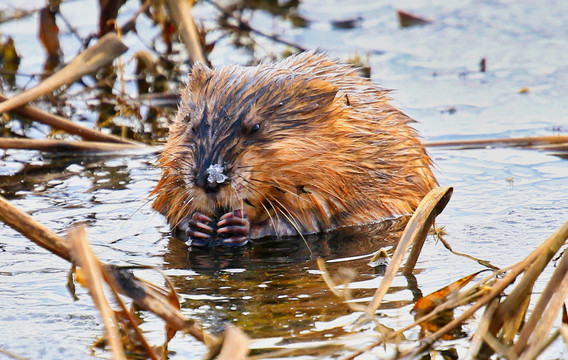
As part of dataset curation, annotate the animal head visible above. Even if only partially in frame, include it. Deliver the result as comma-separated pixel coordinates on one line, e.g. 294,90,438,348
157,59,351,226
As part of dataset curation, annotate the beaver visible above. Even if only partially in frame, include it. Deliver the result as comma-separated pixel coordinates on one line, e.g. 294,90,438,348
152,51,436,247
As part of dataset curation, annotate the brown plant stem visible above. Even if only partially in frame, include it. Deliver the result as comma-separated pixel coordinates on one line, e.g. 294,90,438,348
0,194,218,345
69,226,126,360
0,94,138,144
515,244,568,357
424,135,568,150
366,186,453,315
164,0,208,65
0,194,72,262
403,219,568,358
0,138,150,153
0,32,128,114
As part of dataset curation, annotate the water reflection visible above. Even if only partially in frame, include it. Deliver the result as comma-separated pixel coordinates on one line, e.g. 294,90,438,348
165,218,407,270
0,155,137,200
162,218,429,339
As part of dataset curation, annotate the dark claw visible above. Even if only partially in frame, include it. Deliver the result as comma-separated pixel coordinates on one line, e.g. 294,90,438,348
217,225,249,236
189,220,214,232
186,212,214,233
186,230,211,239
193,213,213,223
217,217,250,228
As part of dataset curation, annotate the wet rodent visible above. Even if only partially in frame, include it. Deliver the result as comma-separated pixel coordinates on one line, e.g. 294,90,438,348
152,51,437,246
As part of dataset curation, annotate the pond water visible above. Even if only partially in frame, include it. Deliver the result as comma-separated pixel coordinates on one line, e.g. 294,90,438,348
1,0,568,359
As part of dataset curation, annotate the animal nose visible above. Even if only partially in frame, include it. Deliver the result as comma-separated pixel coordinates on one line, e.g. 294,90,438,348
199,164,228,194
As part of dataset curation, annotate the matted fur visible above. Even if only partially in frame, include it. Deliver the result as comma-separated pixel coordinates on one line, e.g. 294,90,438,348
152,51,437,238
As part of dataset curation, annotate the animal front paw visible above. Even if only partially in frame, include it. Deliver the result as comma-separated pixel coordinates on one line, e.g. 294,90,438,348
184,212,215,247
181,210,250,247
216,209,250,247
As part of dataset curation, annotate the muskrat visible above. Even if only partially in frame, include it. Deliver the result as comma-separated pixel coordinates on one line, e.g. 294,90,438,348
152,51,436,247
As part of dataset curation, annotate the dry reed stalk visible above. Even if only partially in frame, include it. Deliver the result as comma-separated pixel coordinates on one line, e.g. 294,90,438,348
0,194,71,261
465,298,500,359
68,226,126,360
366,186,453,315
0,347,28,360
216,325,250,360
404,219,568,358
0,94,137,144
515,244,568,358
0,33,128,114
488,217,568,342
0,194,218,346
436,234,499,270
0,138,150,153
164,0,207,65
532,143,568,151
341,282,492,360
481,330,514,358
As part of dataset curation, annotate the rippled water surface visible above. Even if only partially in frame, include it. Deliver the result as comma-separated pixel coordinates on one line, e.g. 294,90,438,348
1,0,568,358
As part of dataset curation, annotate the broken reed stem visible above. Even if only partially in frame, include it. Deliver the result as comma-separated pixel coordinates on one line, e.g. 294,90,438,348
0,194,218,345
402,187,453,275
560,324,568,350
365,186,453,315
0,194,72,261
406,219,568,358
164,0,207,65
424,135,568,150
0,138,149,153
216,325,250,360
0,94,137,144
316,258,366,312
488,217,568,341
481,330,514,358
343,284,490,360
515,244,568,358
0,32,128,114
69,226,126,360
491,216,568,346
317,258,343,298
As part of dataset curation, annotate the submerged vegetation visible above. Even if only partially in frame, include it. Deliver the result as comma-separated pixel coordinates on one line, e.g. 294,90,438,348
1,0,568,359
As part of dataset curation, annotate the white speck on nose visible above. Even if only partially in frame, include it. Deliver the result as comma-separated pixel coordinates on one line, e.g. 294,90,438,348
206,164,228,184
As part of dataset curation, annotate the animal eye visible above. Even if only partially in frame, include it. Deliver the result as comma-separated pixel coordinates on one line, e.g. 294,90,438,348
250,123,260,135
183,114,191,122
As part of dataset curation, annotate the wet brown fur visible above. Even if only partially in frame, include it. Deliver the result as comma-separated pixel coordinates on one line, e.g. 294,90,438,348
152,51,437,238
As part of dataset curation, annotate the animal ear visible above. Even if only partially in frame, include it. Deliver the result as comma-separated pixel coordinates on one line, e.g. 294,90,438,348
187,63,213,93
